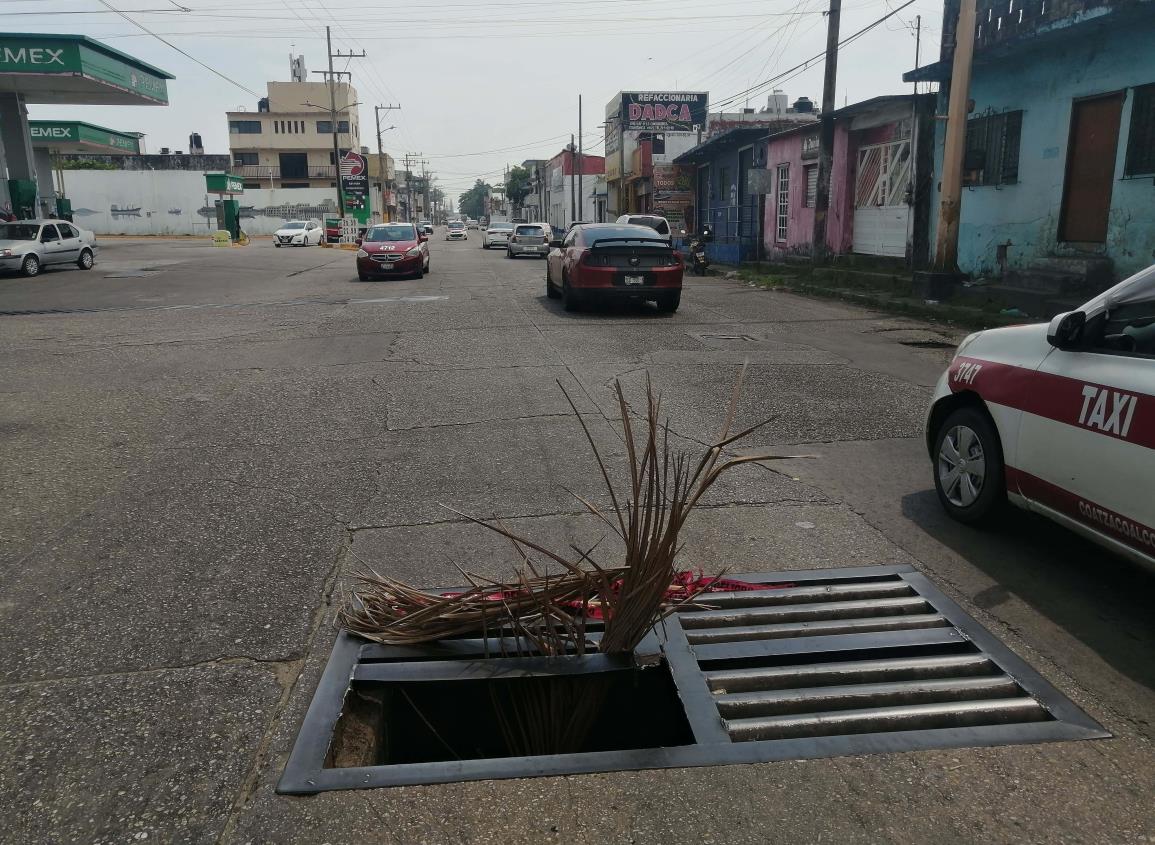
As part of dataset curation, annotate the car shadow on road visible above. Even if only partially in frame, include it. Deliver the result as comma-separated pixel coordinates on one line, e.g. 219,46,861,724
535,294,677,320
900,488,1155,694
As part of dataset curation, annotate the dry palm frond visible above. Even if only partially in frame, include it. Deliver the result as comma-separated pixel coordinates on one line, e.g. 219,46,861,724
339,364,807,653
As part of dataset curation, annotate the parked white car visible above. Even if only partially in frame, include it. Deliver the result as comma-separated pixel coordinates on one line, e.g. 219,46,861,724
615,214,673,244
482,221,514,249
0,219,97,277
925,263,1155,570
273,219,323,247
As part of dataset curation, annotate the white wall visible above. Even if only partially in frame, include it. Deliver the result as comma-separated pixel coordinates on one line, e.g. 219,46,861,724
60,169,340,236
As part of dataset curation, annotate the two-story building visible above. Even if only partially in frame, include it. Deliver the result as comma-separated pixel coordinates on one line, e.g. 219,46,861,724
226,57,360,191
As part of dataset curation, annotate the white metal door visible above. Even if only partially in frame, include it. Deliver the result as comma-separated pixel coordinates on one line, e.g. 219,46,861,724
852,140,911,257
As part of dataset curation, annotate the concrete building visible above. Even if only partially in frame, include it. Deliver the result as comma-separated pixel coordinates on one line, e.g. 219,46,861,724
544,147,604,231
604,91,708,218
907,0,1155,303
226,55,360,191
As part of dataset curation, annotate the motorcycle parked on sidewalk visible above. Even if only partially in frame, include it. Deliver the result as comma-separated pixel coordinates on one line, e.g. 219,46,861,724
682,226,712,276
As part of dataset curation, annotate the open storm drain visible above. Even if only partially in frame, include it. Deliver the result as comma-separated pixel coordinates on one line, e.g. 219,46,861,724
279,565,1108,793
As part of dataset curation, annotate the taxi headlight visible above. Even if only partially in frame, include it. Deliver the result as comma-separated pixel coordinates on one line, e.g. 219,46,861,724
356,249,368,258
405,245,421,256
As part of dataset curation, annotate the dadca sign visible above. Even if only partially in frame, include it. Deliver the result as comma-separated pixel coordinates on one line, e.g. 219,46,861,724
620,92,708,132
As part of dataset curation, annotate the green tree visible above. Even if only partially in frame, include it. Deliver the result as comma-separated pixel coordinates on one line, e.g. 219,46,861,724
458,179,491,219
505,166,532,210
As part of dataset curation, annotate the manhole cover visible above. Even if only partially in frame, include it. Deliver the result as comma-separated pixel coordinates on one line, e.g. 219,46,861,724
279,565,1107,793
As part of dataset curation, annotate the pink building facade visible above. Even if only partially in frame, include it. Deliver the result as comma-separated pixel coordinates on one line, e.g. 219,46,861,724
762,95,935,264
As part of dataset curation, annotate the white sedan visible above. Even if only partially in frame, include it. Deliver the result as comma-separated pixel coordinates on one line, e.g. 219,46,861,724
926,264,1154,569
273,219,323,247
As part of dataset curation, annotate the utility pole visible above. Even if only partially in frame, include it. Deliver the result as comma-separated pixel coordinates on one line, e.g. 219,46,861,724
811,0,841,265
314,26,364,219
374,104,400,222
569,133,576,226
933,0,976,272
420,160,430,222
578,95,583,224
402,152,422,222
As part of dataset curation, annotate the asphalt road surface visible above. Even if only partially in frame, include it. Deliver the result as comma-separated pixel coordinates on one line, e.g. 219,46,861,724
1,235,1152,844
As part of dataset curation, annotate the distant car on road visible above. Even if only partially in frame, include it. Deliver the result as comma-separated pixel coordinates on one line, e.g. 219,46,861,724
615,214,673,245
507,223,550,259
925,263,1154,570
545,223,683,313
0,219,97,278
356,222,430,281
445,220,468,241
466,218,479,230
482,221,514,249
273,219,323,247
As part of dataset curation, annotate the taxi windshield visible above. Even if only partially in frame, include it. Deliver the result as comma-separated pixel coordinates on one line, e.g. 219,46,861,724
365,225,416,242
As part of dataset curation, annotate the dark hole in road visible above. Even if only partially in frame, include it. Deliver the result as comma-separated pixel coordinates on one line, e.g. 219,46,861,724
279,566,1108,793
327,663,691,768
897,339,957,349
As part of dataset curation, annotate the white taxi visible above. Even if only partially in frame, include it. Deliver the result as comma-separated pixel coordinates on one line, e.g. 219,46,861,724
926,264,1154,569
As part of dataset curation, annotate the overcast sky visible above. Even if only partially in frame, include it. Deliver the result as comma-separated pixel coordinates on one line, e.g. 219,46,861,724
11,0,943,201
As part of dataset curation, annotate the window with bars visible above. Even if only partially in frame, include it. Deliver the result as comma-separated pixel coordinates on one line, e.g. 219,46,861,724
803,164,818,207
1125,83,1155,176
963,110,1023,186
776,163,790,241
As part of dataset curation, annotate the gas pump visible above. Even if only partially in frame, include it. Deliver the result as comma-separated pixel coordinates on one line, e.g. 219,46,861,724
214,199,241,242
6,180,38,220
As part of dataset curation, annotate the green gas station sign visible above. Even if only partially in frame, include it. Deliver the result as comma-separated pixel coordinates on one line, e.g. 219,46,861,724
205,173,245,195
29,121,141,154
0,34,171,105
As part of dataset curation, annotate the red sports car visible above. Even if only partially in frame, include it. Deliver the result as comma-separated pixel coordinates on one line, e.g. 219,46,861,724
356,222,430,281
545,223,682,312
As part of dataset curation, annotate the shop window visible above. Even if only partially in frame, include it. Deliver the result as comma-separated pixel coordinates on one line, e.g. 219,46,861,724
963,110,1022,186
229,120,262,135
1124,83,1155,176
803,164,818,207
719,166,731,204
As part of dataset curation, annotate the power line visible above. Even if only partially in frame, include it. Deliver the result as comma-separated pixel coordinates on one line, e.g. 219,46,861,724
95,0,260,98
710,0,919,111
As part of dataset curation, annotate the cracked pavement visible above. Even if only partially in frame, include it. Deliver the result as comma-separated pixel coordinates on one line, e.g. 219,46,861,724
0,238,1152,844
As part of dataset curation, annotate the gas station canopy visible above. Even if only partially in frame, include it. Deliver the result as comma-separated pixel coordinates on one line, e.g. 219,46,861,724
0,33,173,105
29,120,142,154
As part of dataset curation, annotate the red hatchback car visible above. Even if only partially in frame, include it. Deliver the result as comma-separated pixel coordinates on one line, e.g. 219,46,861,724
545,223,683,312
356,222,430,281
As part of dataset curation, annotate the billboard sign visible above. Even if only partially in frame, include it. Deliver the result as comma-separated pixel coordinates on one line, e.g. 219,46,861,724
620,92,708,132
340,150,371,224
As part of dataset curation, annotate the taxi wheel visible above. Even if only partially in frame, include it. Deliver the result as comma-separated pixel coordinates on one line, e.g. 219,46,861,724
933,406,1006,525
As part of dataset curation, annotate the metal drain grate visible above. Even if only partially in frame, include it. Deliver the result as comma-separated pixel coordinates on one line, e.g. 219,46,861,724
279,565,1107,793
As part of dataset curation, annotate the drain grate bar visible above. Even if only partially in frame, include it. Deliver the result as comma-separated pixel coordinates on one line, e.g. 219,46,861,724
691,626,966,661
714,676,1021,718
685,613,951,645
679,596,931,627
705,653,998,693
699,581,915,607
726,697,1050,741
